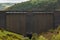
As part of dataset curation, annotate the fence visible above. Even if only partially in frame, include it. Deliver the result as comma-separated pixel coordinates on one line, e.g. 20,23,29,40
0,11,54,35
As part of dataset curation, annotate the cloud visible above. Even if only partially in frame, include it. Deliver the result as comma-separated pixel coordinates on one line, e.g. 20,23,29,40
0,0,29,3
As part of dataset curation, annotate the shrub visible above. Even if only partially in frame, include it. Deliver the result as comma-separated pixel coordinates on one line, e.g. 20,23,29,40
54,33,60,40
51,34,56,40
24,37,30,40
0,29,24,40
31,33,38,40
38,35,48,40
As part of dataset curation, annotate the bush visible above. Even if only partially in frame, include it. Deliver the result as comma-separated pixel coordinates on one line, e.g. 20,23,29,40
0,25,60,40
54,33,60,40
38,35,48,40
0,29,24,40
51,34,56,40
24,37,30,40
31,33,38,40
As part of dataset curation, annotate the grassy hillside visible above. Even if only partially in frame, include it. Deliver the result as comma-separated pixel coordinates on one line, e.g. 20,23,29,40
6,0,60,12
6,1,44,11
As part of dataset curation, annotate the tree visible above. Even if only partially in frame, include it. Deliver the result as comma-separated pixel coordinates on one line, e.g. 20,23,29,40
30,0,57,4
6,0,60,12
30,0,58,11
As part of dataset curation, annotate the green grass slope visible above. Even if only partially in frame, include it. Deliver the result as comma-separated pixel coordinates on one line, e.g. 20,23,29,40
6,0,60,12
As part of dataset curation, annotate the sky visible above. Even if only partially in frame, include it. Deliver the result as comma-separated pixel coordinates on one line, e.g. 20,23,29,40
0,0,29,3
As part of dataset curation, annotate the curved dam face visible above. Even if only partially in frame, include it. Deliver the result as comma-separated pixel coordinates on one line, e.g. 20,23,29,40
0,11,54,35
